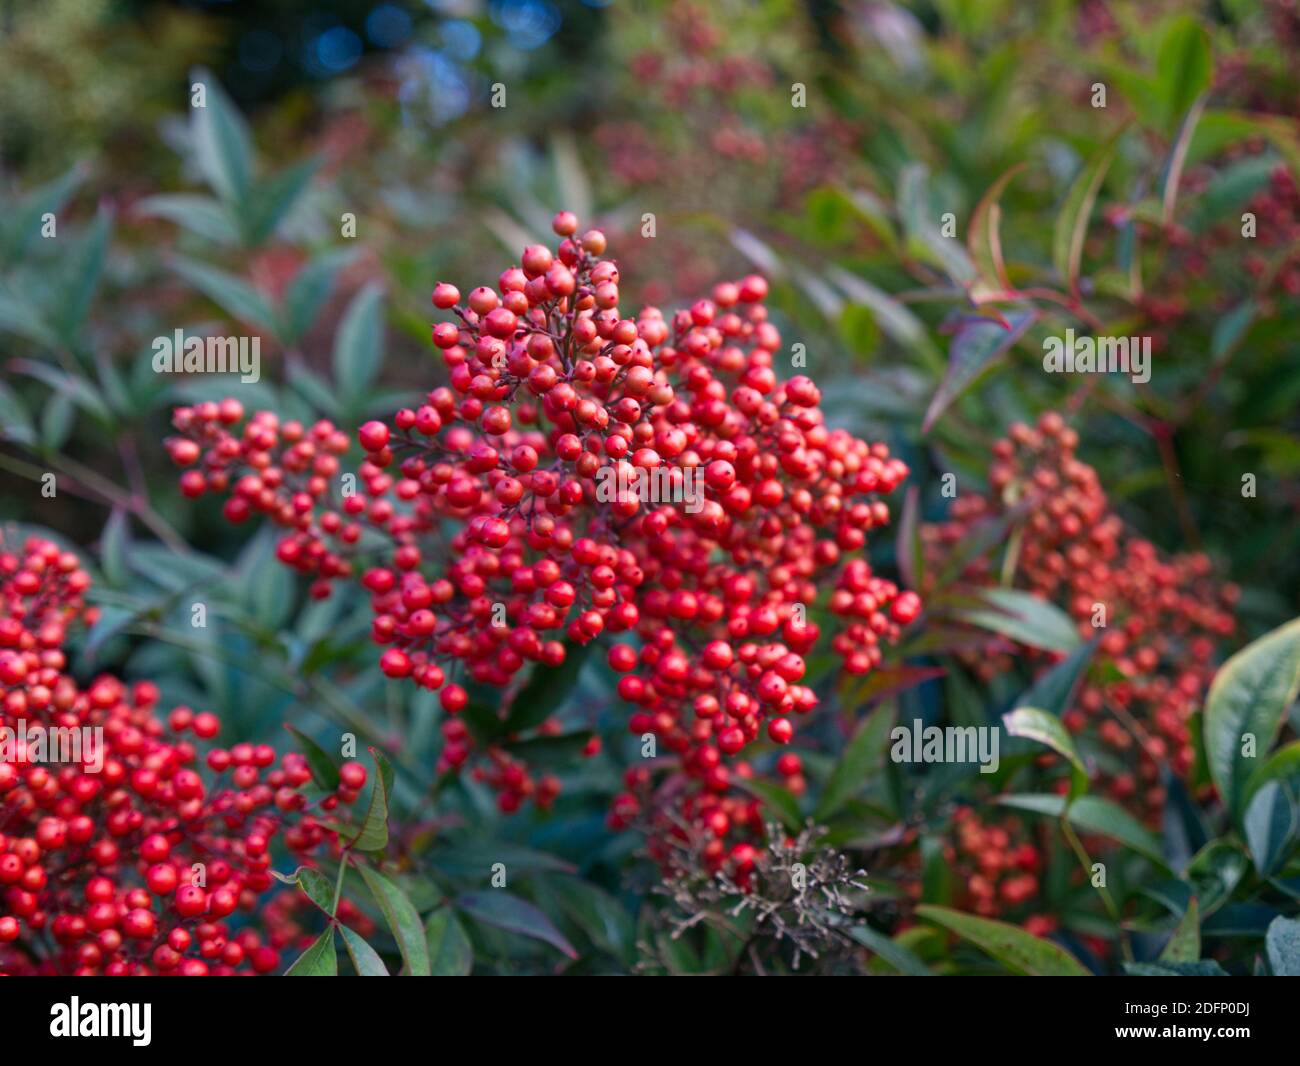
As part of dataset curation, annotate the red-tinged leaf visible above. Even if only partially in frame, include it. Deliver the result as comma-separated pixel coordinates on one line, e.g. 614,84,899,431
968,163,1026,292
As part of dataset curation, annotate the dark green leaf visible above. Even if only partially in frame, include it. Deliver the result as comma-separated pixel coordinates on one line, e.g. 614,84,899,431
815,701,896,820
505,641,593,733
456,891,577,959
426,907,473,975
1244,781,1296,877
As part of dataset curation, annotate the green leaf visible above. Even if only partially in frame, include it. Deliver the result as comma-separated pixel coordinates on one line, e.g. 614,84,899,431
958,588,1081,653
41,393,75,450
245,158,319,246
0,286,57,348
191,71,254,206
846,925,932,976
922,311,1036,434
825,264,943,370
504,641,592,733
339,925,389,976
545,876,634,961
1187,841,1249,914
967,163,1025,292
1002,706,1088,795
897,163,976,285
285,928,337,976
1158,898,1200,963
1052,128,1125,298
15,362,112,424
173,257,277,333
1243,781,1296,877
4,165,82,258
282,249,354,344
1210,299,1256,363
273,865,337,916
1156,16,1212,133
286,725,341,791
0,383,35,445
136,194,239,245
426,907,474,976
916,904,1091,976
501,730,594,769
349,749,392,852
815,701,896,821
62,209,112,343
1013,639,1096,716
736,777,803,832
455,891,577,959
99,509,130,588
997,794,1168,869
1266,915,1300,976
333,282,385,400
1203,617,1300,820
357,865,431,976
1124,959,1227,976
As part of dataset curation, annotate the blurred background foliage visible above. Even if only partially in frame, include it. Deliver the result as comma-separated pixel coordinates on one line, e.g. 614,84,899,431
2,0,1299,974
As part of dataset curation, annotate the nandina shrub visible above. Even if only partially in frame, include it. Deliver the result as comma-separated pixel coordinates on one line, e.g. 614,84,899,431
0,536,373,975
166,218,923,865
922,411,1238,823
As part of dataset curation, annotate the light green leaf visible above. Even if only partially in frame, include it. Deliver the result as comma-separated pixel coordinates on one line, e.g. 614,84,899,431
1156,16,1212,133
333,282,385,399
1203,617,1300,819
272,865,337,916
1266,915,1300,976
958,587,1081,653
0,384,36,445
173,257,277,333
191,70,254,206
1002,706,1087,795
1052,128,1125,298
245,158,319,246
916,905,1091,976
339,926,390,976
136,194,239,245
282,248,355,344
349,749,392,853
997,794,1168,869
1158,898,1200,962
357,865,431,976
285,928,337,976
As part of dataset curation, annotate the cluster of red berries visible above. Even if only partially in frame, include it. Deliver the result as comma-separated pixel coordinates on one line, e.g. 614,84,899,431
922,412,1236,822
170,215,921,830
946,808,1050,928
1243,163,1300,297
0,536,365,975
